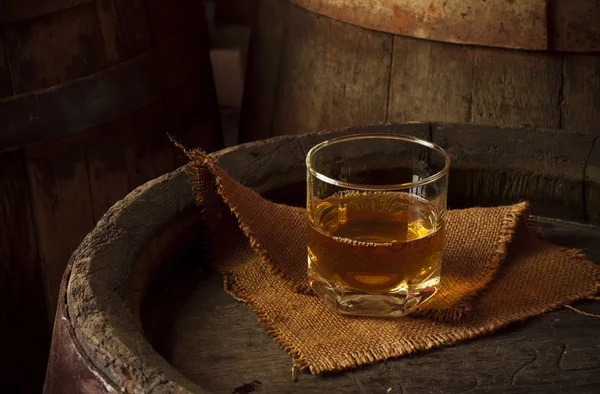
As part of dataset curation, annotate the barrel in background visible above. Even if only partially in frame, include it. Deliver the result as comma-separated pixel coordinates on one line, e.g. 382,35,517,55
239,0,600,142
0,1,222,392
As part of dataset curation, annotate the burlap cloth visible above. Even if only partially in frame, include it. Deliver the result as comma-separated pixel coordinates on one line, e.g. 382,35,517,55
183,148,600,375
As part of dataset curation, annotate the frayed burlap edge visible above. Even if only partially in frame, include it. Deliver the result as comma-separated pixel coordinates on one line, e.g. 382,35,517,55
220,247,600,376
180,145,313,295
416,201,529,322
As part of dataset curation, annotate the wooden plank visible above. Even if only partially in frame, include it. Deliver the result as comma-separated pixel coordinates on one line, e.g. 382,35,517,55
123,102,175,190
145,217,600,393
84,120,131,223
562,54,600,134
584,138,600,225
0,31,13,98
95,0,120,65
87,0,159,222
298,122,432,153
388,35,474,124
0,151,51,393
90,0,176,222
271,4,392,137
26,134,96,320
471,47,563,129
0,23,205,154
164,31,223,161
2,2,107,94
166,83,223,164
238,0,289,142
549,0,600,52
96,0,152,65
432,123,595,222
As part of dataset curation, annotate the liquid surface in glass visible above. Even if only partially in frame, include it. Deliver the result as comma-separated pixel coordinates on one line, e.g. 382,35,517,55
307,192,444,293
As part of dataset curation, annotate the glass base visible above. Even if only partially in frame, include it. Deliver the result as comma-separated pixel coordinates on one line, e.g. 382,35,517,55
308,260,440,318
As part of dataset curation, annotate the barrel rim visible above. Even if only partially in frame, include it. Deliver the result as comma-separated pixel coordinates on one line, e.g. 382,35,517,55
60,122,599,392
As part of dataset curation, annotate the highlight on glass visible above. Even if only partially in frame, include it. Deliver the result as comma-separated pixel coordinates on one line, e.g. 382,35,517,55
306,134,450,317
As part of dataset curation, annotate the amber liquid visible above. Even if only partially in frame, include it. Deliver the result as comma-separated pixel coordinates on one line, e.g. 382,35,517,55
307,192,444,293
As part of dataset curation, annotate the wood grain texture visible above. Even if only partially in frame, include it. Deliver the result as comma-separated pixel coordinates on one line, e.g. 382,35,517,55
84,0,165,224
44,289,115,394
26,135,96,319
290,0,550,51
585,138,600,225
290,0,600,51
3,2,107,94
95,0,152,65
388,35,474,124
82,102,176,222
270,4,392,137
0,0,92,25
242,2,600,142
164,35,223,158
238,0,289,142
432,123,595,222
121,102,175,190
0,32,13,98
562,54,600,135
471,47,563,129
549,0,600,52
85,117,135,224
0,151,50,394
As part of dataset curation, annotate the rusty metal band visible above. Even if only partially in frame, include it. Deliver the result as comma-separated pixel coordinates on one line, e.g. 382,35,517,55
0,26,202,154
290,0,600,52
0,0,94,25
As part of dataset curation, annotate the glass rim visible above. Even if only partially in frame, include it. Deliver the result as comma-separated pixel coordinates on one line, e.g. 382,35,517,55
305,133,451,190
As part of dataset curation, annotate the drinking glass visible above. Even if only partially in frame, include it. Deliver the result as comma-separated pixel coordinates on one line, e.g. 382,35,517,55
306,133,450,317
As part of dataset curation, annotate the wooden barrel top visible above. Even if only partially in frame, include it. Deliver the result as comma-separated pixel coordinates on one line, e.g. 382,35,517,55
45,123,600,393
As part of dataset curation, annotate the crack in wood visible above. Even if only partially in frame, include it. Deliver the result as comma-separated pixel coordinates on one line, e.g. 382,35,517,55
385,36,395,123
510,346,538,385
1,27,16,95
583,135,598,223
351,373,367,394
557,55,565,130
558,343,600,372
557,343,567,370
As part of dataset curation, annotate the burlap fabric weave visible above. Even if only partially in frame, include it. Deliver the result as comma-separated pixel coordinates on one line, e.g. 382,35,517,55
184,148,600,375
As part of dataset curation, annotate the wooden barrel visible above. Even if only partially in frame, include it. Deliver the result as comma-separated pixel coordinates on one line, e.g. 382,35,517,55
44,123,600,393
0,1,222,392
239,0,600,142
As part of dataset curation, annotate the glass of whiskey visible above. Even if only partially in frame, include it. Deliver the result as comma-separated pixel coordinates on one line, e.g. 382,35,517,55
306,133,450,317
